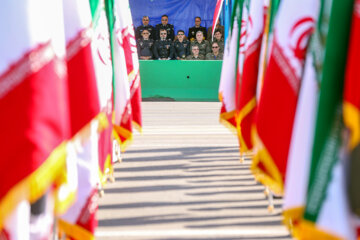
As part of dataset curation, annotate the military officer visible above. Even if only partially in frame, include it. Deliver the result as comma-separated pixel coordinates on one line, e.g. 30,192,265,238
155,15,175,41
211,29,225,54
190,31,211,57
206,42,223,60
188,17,207,41
153,29,174,60
137,30,154,60
186,45,205,60
173,30,190,60
135,16,155,40
207,19,225,41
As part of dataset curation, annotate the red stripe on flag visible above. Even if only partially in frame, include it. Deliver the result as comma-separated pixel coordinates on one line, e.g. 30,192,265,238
0,43,70,225
238,36,263,151
66,30,100,136
253,40,299,194
212,0,224,39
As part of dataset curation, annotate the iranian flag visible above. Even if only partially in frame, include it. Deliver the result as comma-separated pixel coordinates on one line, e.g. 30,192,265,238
219,0,243,137
117,0,142,133
299,0,357,238
57,0,102,238
106,0,133,152
251,0,318,195
237,0,265,153
282,53,318,237
345,0,360,219
89,0,114,183
256,0,279,101
0,0,71,231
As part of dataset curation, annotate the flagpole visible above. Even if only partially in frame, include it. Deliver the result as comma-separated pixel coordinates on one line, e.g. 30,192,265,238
257,0,272,96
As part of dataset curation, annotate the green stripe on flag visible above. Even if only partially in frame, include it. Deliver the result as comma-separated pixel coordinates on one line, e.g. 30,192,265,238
304,0,354,222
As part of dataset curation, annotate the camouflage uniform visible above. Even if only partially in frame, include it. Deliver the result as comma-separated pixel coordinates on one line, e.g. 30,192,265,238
186,54,205,60
211,39,225,54
190,40,211,57
205,52,223,60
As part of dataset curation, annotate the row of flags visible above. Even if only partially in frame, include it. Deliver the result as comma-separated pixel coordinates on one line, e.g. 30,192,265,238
0,0,141,239
218,0,360,238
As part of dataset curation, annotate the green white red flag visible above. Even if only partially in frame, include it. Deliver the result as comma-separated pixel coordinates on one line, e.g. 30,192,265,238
251,0,318,195
0,0,71,232
282,52,318,237
89,0,114,182
117,0,142,133
219,0,243,137
57,0,102,238
298,0,358,238
106,0,132,152
237,0,265,153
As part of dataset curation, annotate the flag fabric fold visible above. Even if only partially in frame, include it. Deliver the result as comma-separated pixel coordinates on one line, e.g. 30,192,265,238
282,53,318,237
110,0,142,152
57,0,103,237
89,0,114,184
237,0,265,153
219,0,243,137
298,0,357,237
0,0,71,230
251,0,319,195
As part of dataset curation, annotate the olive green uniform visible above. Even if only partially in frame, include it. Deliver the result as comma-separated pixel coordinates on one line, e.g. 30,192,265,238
205,52,223,60
190,40,211,57
186,54,205,60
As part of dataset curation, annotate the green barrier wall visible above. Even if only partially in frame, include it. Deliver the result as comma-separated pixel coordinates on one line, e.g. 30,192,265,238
139,60,222,101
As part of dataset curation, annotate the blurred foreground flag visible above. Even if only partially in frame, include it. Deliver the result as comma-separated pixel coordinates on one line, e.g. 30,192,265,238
251,0,319,195
299,0,358,238
57,0,103,238
0,0,71,233
344,0,360,219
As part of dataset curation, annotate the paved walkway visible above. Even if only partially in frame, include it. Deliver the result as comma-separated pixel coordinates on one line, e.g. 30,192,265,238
96,102,292,240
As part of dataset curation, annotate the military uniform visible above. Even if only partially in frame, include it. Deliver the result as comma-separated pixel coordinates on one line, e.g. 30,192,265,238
190,40,211,57
186,54,205,60
155,24,175,41
173,39,190,59
135,25,155,40
188,26,207,41
137,39,154,59
205,52,223,60
153,39,174,59
211,39,225,54
207,25,225,41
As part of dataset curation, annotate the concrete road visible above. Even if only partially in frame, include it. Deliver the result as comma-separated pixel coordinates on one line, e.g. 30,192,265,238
96,102,292,240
